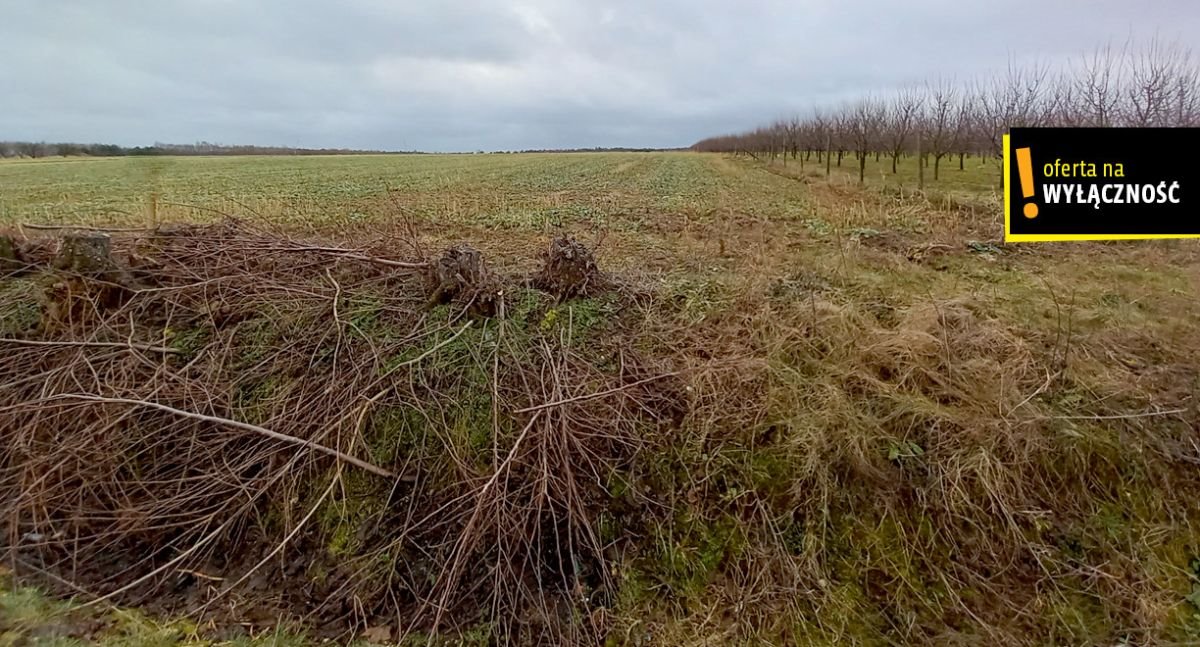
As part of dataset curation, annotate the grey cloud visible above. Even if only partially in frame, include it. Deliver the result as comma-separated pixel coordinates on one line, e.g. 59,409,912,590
2,0,1198,151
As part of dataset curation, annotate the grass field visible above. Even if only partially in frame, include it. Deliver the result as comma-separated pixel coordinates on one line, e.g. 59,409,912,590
0,153,806,230
4,152,1200,645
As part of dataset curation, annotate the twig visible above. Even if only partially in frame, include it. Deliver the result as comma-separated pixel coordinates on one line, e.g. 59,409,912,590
45,394,397,478
201,464,340,611
20,223,155,232
376,320,474,381
158,201,239,219
514,371,682,413
431,410,544,627
1006,369,1059,418
0,338,181,355
331,251,429,269
480,412,542,505
77,498,257,609
280,245,428,269
177,569,224,582
315,321,476,465
1032,408,1187,422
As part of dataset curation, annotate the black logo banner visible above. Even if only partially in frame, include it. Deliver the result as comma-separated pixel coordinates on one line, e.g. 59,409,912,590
1005,128,1200,241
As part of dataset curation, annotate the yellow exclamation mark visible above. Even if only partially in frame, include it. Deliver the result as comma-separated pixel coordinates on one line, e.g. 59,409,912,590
1015,147,1038,219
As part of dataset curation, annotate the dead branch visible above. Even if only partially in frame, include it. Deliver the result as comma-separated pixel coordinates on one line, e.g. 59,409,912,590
45,394,397,478
515,371,682,413
0,338,180,355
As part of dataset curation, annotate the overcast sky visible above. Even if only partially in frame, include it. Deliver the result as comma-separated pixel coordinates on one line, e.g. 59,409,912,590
2,1,1197,151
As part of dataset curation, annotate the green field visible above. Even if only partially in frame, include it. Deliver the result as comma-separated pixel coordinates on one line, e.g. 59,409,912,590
0,153,809,230
5,152,1200,645
0,153,1002,227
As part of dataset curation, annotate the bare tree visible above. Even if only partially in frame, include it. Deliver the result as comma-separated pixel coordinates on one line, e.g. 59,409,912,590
1073,42,1125,126
834,108,853,168
1168,45,1200,126
923,79,960,180
849,97,886,184
784,117,800,162
975,62,1050,182
885,89,921,174
1122,38,1193,126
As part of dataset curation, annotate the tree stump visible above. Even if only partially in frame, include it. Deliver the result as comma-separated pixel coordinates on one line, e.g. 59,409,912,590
425,244,501,316
0,235,22,273
42,232,140,329
533,236,605,300
51,231,140,286
53,232,115,275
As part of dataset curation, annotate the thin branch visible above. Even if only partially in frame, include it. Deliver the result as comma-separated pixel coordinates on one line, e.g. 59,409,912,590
376,320,475,381
514,371,682,413
202,464,341,611
432,410,544,627
20,223,155,232
324,250,429,269
46,394,397,478
276,244,429,269
1034,408,1187,422
0,338,180,355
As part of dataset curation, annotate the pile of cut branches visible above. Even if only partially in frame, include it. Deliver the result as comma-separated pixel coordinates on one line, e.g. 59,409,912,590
0,221,678,644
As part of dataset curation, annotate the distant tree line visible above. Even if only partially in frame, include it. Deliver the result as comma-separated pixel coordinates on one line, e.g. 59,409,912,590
0,141,689,159
504,147,687,154
0,141,419,158
692,39,1200,183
